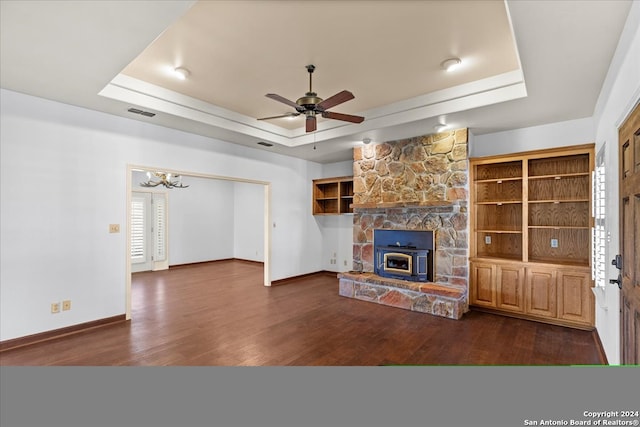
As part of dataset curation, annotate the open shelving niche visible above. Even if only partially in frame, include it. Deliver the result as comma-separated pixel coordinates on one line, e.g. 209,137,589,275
312,176,354,215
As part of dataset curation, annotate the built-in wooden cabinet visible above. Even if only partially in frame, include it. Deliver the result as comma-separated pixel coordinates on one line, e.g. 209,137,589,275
312,176,354,215
470,145,595,329
525,267,557,319
497,264,525,313
557,270,593,325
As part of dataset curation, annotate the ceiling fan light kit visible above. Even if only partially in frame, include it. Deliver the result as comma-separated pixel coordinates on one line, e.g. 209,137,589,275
259,64,365,133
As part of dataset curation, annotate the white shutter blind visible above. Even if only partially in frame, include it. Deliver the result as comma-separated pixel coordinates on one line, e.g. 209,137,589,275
591,149,606,287
153,196,166,261
131,196,146,263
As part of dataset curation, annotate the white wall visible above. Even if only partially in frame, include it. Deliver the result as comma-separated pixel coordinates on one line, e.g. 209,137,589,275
470,117,595,158
233,181,265,262
591,0,640,365
0,88,323,341
316,160,354,272
168,175,236,265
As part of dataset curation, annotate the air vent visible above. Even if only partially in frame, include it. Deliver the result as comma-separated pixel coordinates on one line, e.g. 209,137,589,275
257,141,273,147
127,107,156,117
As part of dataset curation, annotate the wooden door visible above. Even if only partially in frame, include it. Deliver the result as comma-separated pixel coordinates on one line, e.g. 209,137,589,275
619,101,640,365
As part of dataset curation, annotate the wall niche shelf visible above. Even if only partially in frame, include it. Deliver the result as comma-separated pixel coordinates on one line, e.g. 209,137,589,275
469,144,595,330
312,176,353,215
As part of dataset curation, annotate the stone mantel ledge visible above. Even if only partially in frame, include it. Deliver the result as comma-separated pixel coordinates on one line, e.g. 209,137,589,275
351,201,454,209
337,272,468,320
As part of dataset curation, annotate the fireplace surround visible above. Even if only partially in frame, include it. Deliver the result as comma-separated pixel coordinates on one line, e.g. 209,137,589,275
338,129,470,320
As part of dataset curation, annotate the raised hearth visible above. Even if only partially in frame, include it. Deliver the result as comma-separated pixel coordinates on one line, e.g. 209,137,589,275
338,271,467,320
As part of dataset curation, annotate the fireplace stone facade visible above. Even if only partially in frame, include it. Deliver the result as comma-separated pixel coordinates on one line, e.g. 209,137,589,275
339,129,470,319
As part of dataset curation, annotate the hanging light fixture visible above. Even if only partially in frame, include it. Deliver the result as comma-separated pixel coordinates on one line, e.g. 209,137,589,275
140,171,189,189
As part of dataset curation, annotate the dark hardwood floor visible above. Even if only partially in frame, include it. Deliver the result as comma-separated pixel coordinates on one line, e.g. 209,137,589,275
0,260,604,365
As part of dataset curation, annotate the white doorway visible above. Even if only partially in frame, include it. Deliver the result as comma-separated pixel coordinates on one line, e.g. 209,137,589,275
125,165,272,320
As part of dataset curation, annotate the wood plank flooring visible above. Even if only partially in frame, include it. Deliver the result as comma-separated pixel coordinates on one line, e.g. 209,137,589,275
0,260,604,365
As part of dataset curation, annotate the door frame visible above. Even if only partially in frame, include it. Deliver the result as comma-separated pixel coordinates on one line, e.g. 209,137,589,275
125,164,272,320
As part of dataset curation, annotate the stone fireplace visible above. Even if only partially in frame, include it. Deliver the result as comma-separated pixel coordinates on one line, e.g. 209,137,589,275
338,129,469,319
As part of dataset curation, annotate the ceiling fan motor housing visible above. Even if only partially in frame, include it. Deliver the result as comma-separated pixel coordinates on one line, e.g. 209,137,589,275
297,93,323,112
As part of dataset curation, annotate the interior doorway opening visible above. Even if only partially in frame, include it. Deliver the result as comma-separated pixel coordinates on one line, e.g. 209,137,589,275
125,165,271,320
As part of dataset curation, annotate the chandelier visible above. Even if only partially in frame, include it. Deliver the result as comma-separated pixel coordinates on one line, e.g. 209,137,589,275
140,171,189,189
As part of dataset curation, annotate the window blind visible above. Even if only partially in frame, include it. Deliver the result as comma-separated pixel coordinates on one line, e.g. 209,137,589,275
153,196,166,262
131,196,146,263
591,148,606,287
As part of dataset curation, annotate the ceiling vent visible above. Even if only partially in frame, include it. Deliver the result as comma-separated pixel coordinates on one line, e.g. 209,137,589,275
127,107,156,117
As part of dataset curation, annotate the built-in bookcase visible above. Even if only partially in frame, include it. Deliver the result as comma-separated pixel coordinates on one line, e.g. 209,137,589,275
469,145,595,329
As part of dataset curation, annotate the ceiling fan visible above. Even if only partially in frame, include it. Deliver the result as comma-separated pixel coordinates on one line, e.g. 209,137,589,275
258,64,365,132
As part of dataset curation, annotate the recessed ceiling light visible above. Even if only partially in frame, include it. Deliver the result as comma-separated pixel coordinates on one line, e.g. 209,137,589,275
173,67,190,80
434,123,448,132
362,138,372,145
441,57,462,72
257,141,273,147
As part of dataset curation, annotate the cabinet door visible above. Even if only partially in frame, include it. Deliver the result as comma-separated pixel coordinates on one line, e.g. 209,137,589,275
497,265,525,312
471,262,496,308
557,270,593,325
525,268,557,318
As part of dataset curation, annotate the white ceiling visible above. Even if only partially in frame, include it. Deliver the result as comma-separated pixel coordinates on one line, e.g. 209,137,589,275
0,0,633,163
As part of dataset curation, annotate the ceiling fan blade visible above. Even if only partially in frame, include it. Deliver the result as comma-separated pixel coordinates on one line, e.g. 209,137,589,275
321,111,365,123
265,93,301,110
306,115,317,132
315,90,354,111
257,112,300,121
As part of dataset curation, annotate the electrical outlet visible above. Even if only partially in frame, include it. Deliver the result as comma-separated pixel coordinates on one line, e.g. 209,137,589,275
62,300,71,311
109,224,120,233
344,260,348,266
51,302,60,314
550,238,558,248
485,235,492,245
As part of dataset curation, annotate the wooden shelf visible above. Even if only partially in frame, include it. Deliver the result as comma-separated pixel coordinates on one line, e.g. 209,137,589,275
470,145,595,329
476,229,523,233
475,201,523,205
528,226,590,229
312,176,353,215
528,172,590,180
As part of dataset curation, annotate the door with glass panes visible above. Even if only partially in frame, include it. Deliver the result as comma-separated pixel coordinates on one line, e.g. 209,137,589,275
131,191,167,273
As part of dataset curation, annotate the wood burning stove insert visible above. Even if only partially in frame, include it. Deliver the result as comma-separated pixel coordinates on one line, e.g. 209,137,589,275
374,230,434,282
